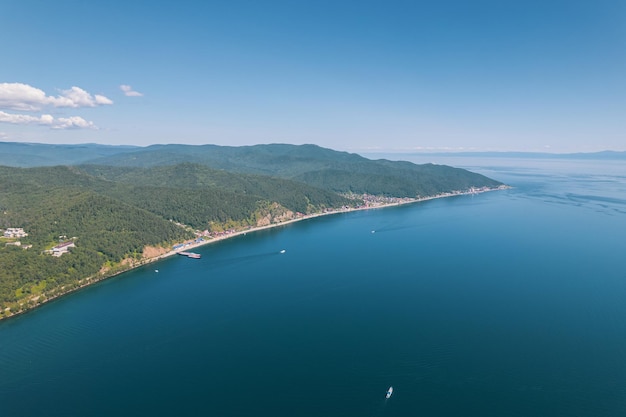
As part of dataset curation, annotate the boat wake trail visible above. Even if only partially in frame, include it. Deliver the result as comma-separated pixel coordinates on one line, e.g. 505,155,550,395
208,251,281,269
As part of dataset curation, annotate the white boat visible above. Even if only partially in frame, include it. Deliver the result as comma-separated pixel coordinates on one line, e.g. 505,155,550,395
280,249,286,254
178,251,201,259
385,386,393,399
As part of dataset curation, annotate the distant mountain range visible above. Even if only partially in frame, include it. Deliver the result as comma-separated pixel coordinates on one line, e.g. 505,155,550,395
363,150,626,160
2,141,624,168
0,142,502,197
0,142,140,167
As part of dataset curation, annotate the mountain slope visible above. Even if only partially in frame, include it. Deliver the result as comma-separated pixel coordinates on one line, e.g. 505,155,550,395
0,142,507,317
0,163,357,311
83,143,503,196
1,142,504,198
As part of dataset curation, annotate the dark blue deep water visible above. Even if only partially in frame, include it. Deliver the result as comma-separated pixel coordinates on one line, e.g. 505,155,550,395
1,157,625,417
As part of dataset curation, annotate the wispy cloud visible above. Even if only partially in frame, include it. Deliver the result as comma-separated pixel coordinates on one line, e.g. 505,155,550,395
0,110,96,129
0,83,113,111
120,84,143,97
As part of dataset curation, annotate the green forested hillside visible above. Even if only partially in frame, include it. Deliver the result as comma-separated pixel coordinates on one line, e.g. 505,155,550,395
0,142,503,198
83,143,502,195
0,182,193,307
0,142,506,318
0,163,356,312
292,162,498,196
81,163,355,215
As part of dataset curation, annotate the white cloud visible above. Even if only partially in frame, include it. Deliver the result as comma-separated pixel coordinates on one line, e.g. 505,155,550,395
0,110,96,129
0,83,48,111
53,116,96,129
120,84,143,97
95,94,114,104
0,83,113,111
57,86,114,107
0,111,43,124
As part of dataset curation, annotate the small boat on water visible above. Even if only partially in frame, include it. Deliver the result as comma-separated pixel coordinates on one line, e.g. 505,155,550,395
280,249,286,254
385,386,393,399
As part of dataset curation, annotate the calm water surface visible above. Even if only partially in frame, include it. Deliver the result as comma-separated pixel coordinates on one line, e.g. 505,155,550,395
1,158,625,417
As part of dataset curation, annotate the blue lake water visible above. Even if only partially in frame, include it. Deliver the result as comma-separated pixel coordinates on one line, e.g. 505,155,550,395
1,157,626,416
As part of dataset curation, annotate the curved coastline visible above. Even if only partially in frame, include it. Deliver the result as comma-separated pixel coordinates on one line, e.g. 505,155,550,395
0,186,508,321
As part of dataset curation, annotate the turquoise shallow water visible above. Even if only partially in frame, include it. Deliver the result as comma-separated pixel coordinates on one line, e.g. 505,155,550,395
1,158,625,417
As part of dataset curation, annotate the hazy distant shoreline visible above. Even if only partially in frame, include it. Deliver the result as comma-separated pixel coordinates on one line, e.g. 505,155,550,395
361,150,626,160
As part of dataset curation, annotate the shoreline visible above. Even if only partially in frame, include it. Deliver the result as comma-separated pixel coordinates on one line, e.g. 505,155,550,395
139,186,508,262
1,186,508,321
154,185,510,258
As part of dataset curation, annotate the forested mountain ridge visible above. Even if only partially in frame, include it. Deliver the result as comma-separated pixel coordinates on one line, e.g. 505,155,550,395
79,163,355,214
1,141,503,197
0,142,505,318
85,143,503,196
1,164,355,226
0,163,357,315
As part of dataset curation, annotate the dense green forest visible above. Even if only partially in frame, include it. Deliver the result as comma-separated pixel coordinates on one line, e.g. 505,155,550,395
0,163,357,314
81,143,503,195
80,163,355,217
1,142,503,196
0,172,192,309
0,142,505,318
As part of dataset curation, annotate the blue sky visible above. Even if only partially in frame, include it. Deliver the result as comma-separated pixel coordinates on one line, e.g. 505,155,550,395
1,0,624,153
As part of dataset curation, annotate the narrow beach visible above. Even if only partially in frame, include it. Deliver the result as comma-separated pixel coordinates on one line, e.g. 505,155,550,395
149,186,507,263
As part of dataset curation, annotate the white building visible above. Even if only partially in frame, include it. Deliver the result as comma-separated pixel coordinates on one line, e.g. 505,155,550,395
52,241,75,257
3,228,28,238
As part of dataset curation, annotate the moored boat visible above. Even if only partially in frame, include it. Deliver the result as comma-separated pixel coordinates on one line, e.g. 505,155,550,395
178,251,201,259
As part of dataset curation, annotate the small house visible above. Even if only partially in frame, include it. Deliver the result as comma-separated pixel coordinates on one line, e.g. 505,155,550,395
52,241,75,257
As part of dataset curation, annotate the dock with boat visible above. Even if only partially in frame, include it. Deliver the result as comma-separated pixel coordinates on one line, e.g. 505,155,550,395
178,251,201,259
